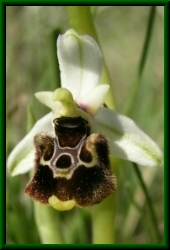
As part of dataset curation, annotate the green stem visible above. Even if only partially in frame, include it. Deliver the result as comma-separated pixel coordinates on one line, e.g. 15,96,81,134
67,6,118,244
90,157,119,244
123,6,156,115
34,202,64,244
67,6,98,41
133,163,162,243
91,193,116,244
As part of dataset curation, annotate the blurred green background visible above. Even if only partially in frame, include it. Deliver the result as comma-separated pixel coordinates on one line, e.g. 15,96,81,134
6,6,164,244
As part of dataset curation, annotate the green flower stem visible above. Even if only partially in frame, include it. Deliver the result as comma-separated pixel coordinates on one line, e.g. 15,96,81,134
67,6,118,244
67,6,98,40
133,163,162,243
34,202,64,244
123,6,156,115
67,6,116,110
91,157,119,244
91,193,116,244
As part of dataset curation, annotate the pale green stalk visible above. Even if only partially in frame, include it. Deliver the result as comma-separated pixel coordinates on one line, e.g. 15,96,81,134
34,203,64,244
67,6,118,244
90,193,116,244
90,158,119,244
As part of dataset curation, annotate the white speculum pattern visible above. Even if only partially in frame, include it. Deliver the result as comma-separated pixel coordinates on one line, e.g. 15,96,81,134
40,135,98,180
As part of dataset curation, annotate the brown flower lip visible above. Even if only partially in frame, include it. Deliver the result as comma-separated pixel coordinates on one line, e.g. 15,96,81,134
25,116,117,208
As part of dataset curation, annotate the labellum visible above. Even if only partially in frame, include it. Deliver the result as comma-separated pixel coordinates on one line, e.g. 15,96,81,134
25,116,117,208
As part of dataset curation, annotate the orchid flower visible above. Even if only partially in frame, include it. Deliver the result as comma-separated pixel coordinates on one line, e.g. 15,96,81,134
7,29,163,211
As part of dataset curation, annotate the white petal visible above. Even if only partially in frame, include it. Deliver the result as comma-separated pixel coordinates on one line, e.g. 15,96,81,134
7,112,54,176
35,92,62,112
92,107,163,167
78,85,109,116
57,29,102,100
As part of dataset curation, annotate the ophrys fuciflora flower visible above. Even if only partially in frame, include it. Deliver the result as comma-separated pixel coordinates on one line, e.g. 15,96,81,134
7,29,163,211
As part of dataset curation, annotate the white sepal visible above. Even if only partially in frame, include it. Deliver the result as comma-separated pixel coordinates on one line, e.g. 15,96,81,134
7,112,54,176
57,29,102,101
92,107,163,167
